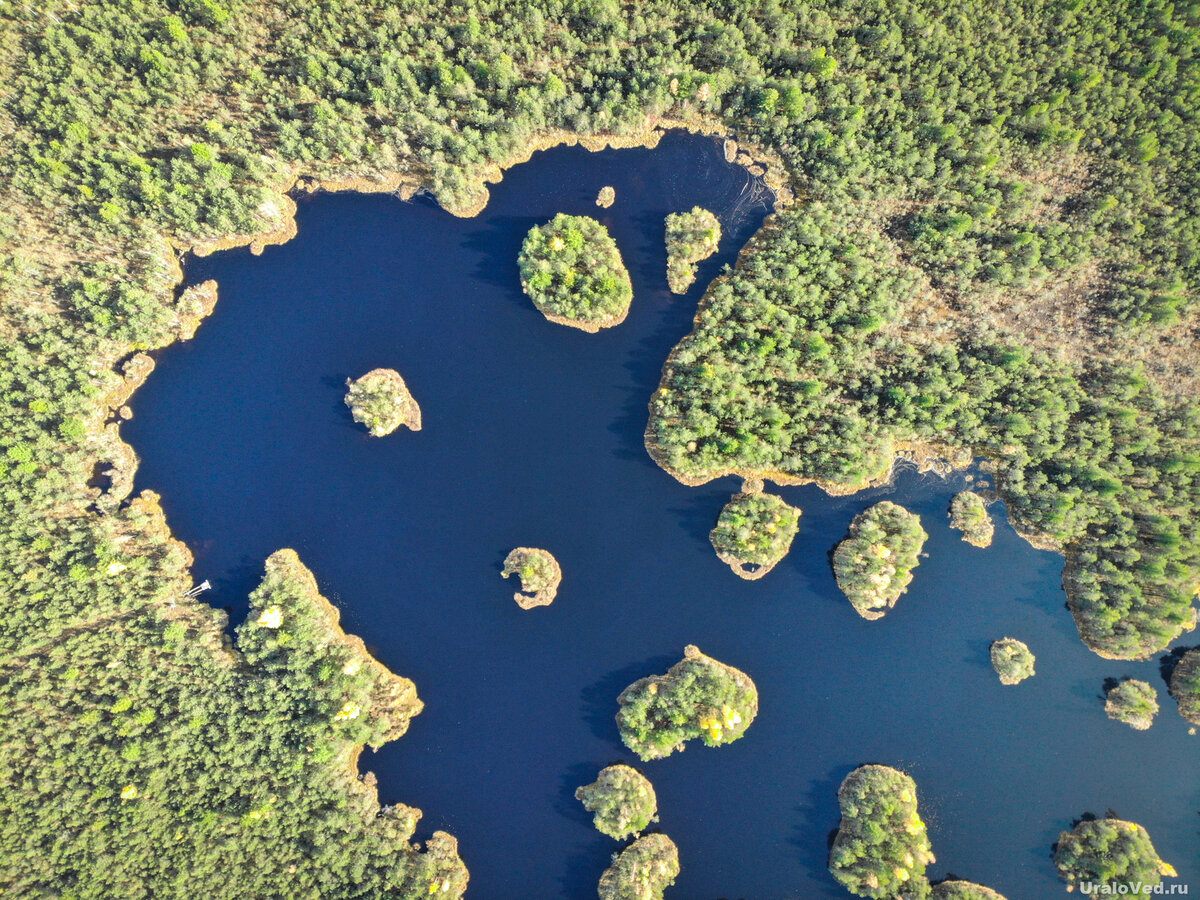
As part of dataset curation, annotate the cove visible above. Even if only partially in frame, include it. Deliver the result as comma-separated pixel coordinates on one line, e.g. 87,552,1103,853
124,132,1200,900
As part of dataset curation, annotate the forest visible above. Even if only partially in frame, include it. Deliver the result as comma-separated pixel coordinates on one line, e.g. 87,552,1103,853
0,0,1197,896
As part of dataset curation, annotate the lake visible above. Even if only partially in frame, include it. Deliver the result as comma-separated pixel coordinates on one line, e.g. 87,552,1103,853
125,132,1200,899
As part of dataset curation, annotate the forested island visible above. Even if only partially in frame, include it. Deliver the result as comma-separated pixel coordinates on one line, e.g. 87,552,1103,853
575,765,657,840
990,638,1036,685
832,501,928,619
829,765,935,898
345,368,422,436
616,645,757,760
1054,818,1176,893
708,485,800,579
949,491,994,548
597,833,679,900
1168,648,1200,725
3,0,1200,896
1104,679,1159,730
665,207,721,293
517,213,633,331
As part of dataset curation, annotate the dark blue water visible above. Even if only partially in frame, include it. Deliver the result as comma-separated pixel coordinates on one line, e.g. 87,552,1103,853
125,133,1200,900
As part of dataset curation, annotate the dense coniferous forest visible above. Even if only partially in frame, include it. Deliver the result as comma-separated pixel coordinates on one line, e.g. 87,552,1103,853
0,0,1197,896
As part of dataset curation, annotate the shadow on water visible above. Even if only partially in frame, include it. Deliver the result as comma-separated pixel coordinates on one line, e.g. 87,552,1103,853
790,764,857,897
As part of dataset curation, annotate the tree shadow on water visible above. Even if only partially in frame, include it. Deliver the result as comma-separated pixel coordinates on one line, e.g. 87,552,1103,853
462,215,543,309
790,764,858,894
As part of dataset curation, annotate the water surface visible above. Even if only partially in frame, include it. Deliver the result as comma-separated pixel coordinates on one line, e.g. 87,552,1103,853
126,133,1200,899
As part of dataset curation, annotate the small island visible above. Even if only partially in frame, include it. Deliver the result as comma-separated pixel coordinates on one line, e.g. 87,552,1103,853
596,185,615,208
932,882,1009,899
829,765,935,899
990,638,1036,685
575,764,657,840
597,833,679,900
949,491,994,548
664,206,721,294
709,487,801,580
501,547,561,609
344,368,422,436
832,501,928,620
1105,679,1159,730
616,645,758,761
1168,646,1200,725
517,213,633,332
1055,817,1176,893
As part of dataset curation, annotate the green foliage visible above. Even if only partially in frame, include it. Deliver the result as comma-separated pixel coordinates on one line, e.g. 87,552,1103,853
575,764,657,840
518,214,632,327
989,638,1036,685
344,368,421,437
931,882,1008,900
829,765,934,900
833,502,927,619
0,552,467,900
615,645,757,760
709,489,800,573
501,548,558,594
1054,818,1171,891
597,833,679,900
4,0,1200,893
1104,678,1159,730
1168,647,1200,725
949,491,994,548
665,206,720,294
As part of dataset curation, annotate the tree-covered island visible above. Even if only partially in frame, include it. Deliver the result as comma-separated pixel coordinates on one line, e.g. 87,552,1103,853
990,638,1036,685
665,207,721,294
596,186,616,209
709,484,800,579
518,214,633,332
6,0,1200,895
931,882,1008,900
345,368,422,436
1104,679,1159,730
1168,647,1200,726
597,833,679,900
833,501,928,619
1054,818,1176,893
616,645,757,761
949,491,994,548
829,765,935,899
575,764,657,840
501,547,561,609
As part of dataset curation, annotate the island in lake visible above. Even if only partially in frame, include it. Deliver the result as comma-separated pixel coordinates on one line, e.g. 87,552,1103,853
664,206,721,294
829,765,935,899
596,185,615,208
833,501,927,620
517,213,633,332
1055,817,1176,893
990,638,1036,685
932,881,1009,899
501,547,561,609
709,484,800,579
598,833,679,900
949,491,994,548
616,644,757,760
1105,678,1159,730
575,764,657,840
344,368,421,436
1168,647,1200,725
